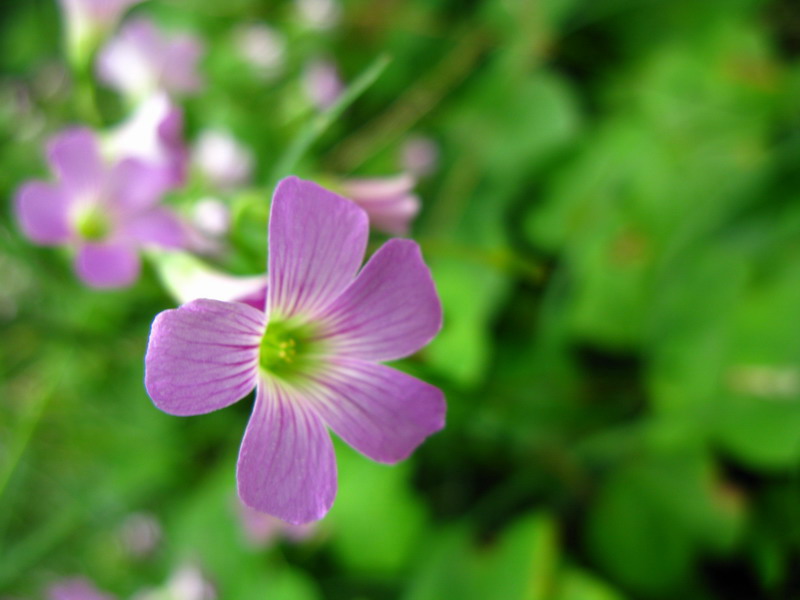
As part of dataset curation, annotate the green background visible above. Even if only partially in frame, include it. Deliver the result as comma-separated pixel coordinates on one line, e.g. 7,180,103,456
2,0,800,598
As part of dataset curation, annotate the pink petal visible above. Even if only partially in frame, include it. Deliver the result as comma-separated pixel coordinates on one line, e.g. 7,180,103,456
309,359,445,463
14,182,73,244
75,242,140,288
237,378,336,524
145,299,264,416
319,238,442,361
340,173,414,199
108,159,172,212
123,207,185,248
356,194,419,236
341,174,419,235
267,177,368,320
47,128,104,197
162,35,204,93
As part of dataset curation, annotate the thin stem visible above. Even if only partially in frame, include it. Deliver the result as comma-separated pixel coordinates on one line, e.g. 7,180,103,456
268,54,392,185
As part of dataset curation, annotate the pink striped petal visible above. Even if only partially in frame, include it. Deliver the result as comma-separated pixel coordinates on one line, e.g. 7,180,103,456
75,242,140,288
309,359,445,463
145,299,264,416
319,239,442,361
14,182,73,244
267,177,368,319
47,128,104,197
237,378,336,524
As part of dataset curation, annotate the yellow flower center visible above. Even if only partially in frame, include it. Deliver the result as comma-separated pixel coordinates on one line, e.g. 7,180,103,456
259,319,320,378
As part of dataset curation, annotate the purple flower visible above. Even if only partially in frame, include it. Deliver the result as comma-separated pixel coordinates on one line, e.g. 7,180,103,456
295,0,341,30
97,18,203,100
303,58,343,111
118,512,162,558
233,24,286,79
14,128,185,288
47,577,116,600
401,135,439,177
340,174,420,236
145,177,444,524
105,93,188,188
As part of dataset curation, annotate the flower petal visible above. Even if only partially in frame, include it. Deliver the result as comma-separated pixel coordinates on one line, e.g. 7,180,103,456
108,158,173,212
340,173,415,199
319,238,442,361
123,207,185,248
309,359,445,463
14,181,73,244
267,176,368,319
237,378,337,524
357,194,419,236
47,128,104,196
75,242,140,288
145,299,263,416
162,34,204,93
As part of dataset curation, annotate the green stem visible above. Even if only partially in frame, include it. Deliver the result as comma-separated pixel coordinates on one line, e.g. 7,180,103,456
0,378,54,501
268,54,392,186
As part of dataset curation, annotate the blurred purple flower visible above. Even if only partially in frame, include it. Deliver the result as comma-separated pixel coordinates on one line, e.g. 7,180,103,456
14,128,185,288
401,135,439,177
47,577,116,600
145,177,444,524
193,129,254,190
97,18,203,100
303,58,343,111
106,93,188,187
192,198,231,238
237,497,315,547
233,24,286,79
295,0,341,30
118,512,162,558
340,173,420,236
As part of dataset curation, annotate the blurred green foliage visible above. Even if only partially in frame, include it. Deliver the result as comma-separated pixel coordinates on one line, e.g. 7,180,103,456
3,0,800,598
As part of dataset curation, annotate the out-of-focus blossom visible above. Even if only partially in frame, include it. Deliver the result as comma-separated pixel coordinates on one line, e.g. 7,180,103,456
118,512,162,558
303,58,343,111
97,18,203,100
58,0,142,67
401,136,439,177
295,0,341,30
233,24,286,79
193,130,254,190
236,497,315,548
105,93,188,187
150,250,266,309
47,577,116,600
145,177,444,524
132,563,216,600
340,174,420,236
14,128,185,288
186,197,230,255
192,198,231,238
